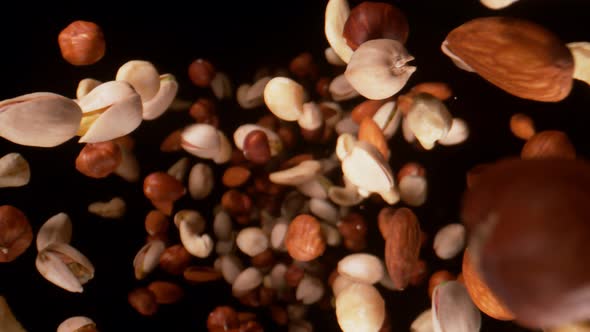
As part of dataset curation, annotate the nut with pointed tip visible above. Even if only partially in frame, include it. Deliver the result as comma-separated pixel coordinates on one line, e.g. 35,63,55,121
232,267,263,297
37,212,72,251
345,39,415,100
57,316,97,332
147,281,184,304
296,275,324,305
521,130,576,160
76,78,102,100
438,118,469,146
384,207,421,290
338,253,384,285
181,123,221,159
133,240,165,280
58,20,105,66
270,160,323,186
0,93,82,147
0,205,32,262
36,242,94,292
0,153,30,188
243,130,272,164
343,2,409,50
264,77,305,121
358,117,389,160
433,223,466,260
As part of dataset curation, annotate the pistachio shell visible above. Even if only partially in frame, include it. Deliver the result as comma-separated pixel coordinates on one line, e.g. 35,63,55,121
142,74,178,120
179,220,214,258
77,81,136,113
188,163,214,200
568,42,590,86
36,212,72,251
133,240,165,280
325,0,354,63
0,296,26,332
432,281,482,332
345,39,416,100
181,124,220,159
406,94,452,150
233,124,282,156
232,267,263,297
372,100,401,139
0,153,30,188
213,130,232,164
88,197,126,219
36,243,94,293
263,77,305,121
116,60,160,102
341,141,395,195
0,93,82,147
480,0,519,10
329,74,360,101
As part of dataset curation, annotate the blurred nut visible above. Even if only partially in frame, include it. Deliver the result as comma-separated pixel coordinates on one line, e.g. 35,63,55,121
188,59,216,87
75,142,122,178
147,281,184,304
143,172,185,203
207,306,239,331
521,130,576,160
236,227,269,257
243,130,271,164
433,223,466,260
336,283,385,332
284,264,305,287
0,153,30,188
510,113,536,140
128,288,158,316
36,242,94,293
222,166,251,188
289,52,318,80
58,20,105,66
221,190,252,217
428,270,455,298
160,129,182,152
159,244,192,275
384,207,421,290
351,99,387,124
338,212,367,242
0,205,33,262
343,2,409,49
134,240,165,280
189,98,219,127
251,249,274,268
284,214,326,262
188,163,214,200
358,117,389,159
57,316,97,332
145,210,170,236
184,266,222,283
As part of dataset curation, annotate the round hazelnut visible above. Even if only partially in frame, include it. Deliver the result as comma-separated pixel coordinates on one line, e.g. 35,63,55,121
159,244,192,275
284,214,326,262
128,287,158,316
343,2,409,50
207,306,240,330
243,130,271,164
188,59,216,87
221,190,252,217
189,98,219,127
521,130,576,160
58,20,105,66
510,113,536,140
0,205,33,262
144,210,169,236
143,172,186,202
428,270,455,298
75,141,122,178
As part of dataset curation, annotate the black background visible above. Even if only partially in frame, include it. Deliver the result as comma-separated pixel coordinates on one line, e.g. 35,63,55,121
1,1,590,331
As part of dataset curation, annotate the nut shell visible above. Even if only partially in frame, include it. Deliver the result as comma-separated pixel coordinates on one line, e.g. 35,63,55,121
0,205,32,262
284,214,326,262
443,17,574,102
58,20,105,66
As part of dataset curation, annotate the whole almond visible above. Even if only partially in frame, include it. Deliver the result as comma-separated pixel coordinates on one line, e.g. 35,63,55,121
147,281,184,304
222,166,251,188
384,207,421,290
521,130,576,160
284,214,326,262
145,210,169,236
443,17,574,102
358,117,389,160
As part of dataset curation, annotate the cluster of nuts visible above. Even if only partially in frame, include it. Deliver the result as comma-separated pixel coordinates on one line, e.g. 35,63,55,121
1,1,590,331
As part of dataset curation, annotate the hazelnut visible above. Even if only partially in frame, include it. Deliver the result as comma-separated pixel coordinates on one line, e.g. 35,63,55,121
143,172,186,214
221,190,252,217
189,98,219,127
284,214,326,262
243,130,271,164
343,2,409,50
207,306,240,331
289,52,318,80
428,270,455,298
75,141,122,178
159,244,192,275
521,130,576,160
147,281,184,304
144,210,170,236
338,212,368,242
188,59,216,87
58,20,105,66
128,287,158,316
183,266,222,283
0,205,33,262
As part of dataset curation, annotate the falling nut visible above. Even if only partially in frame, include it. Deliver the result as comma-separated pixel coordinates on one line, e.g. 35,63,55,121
147,281,184,304
480,0,519,9
36,242,94,293
329,73,360,101
325,0,354,63
233,124,283,157
58,20,105,66
236,227,269,257
188,163,214,200
432,281,482,332
345,39,416,100
0,93,82,147
0,205,33,262
36,212,72,251
128,287,158,316
296,275,324,305
181,123,221,159
263,77,305,121
384,208,422,290
232,267,263,297
438,118,469,146
568,42,590,86
284,214,326,262
0,153,30,188
269,160,323,186
521,130,576,160
210,72,233,100
133,240,165,280
336,283,385,332
57,316,97,332
406,93,453,150
75,141,122,179
179,219,214,258
141,74,178,120
433,223,466,260
410,309,433,332
115,60,160,102
510,113,536,140
88,197,126,219
337,253,384,285
0,296,26,332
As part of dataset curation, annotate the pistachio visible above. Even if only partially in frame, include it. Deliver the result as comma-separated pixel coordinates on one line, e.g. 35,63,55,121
406,93,453,150
37,212,72,251
431,281,481,332
0,296,26,332
309,198,339,223
133,240,165,280
210,72,233,100
0,93,82,147
115,60,160,102
76,81,143,143
372,100,401,139
345,39,415,100
141,74,178,120
36,242,94,292
329,73,360,101
57,316,97,332
0,153,30,188
181,123,221,159
188,163,214,200
325,0,354,63
88,197,126,219
76,78,102,100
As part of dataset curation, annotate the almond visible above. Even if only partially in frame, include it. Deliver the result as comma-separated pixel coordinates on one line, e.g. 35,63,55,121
443,17,574,102
358,117,389,160
384,207,421,290
222,166,251,188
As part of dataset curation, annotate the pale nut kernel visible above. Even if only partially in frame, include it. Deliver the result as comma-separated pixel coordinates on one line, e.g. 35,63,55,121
433,223,466,260
284,214,326,262
325,47,347,66
410,309,433,332
568,42,590,86
167,157,190,182
58,20,105,66
75,141,122,178
296,275,324,305
343,2,409,49
269,160,323,186
337,253,384,285
232,267,263,297
36,242,94,293
188,58,216,88
88,197,126,219
188,163,214,200
336,283,385,332
0,205,33,262
406,93,453,150
521,130,576,160
57,316,97,332
399,174,428,207
0,153,30,188
133,240,165,280
36,212,72,251
345,39,416,100
179,220,214,258
510,113,536,140
329,73,360,101
438,118,469,146
115,60,160,102
236,227,269,257
480,0,519,9
263,77,305,121
432,281,482,332
243,130,272,164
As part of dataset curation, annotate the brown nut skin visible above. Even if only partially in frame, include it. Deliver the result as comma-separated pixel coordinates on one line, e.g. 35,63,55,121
207,306,240,331
284,264,305,287
284,214,326,262
147,281,184,304
378,207,396,240
160,129,182,152
428,270,455,299
183,266,222,283
289,52,319,80
189,98,219,127
75,141,122,178
461,159,590,328
243,130,271,165
188,59,216,88
462,249,515,321
351,99,388,124
0,205,33,262
521,130,576,160
338,212,368,242
58,20,105,66
384,208,421,290
143,172,186,202
444,17,574,102
510,113,536,140
343,2,409,50
159,244,192,275
145,210,169,236
128,288,158,316
221,190,252,217
222,166,252,188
